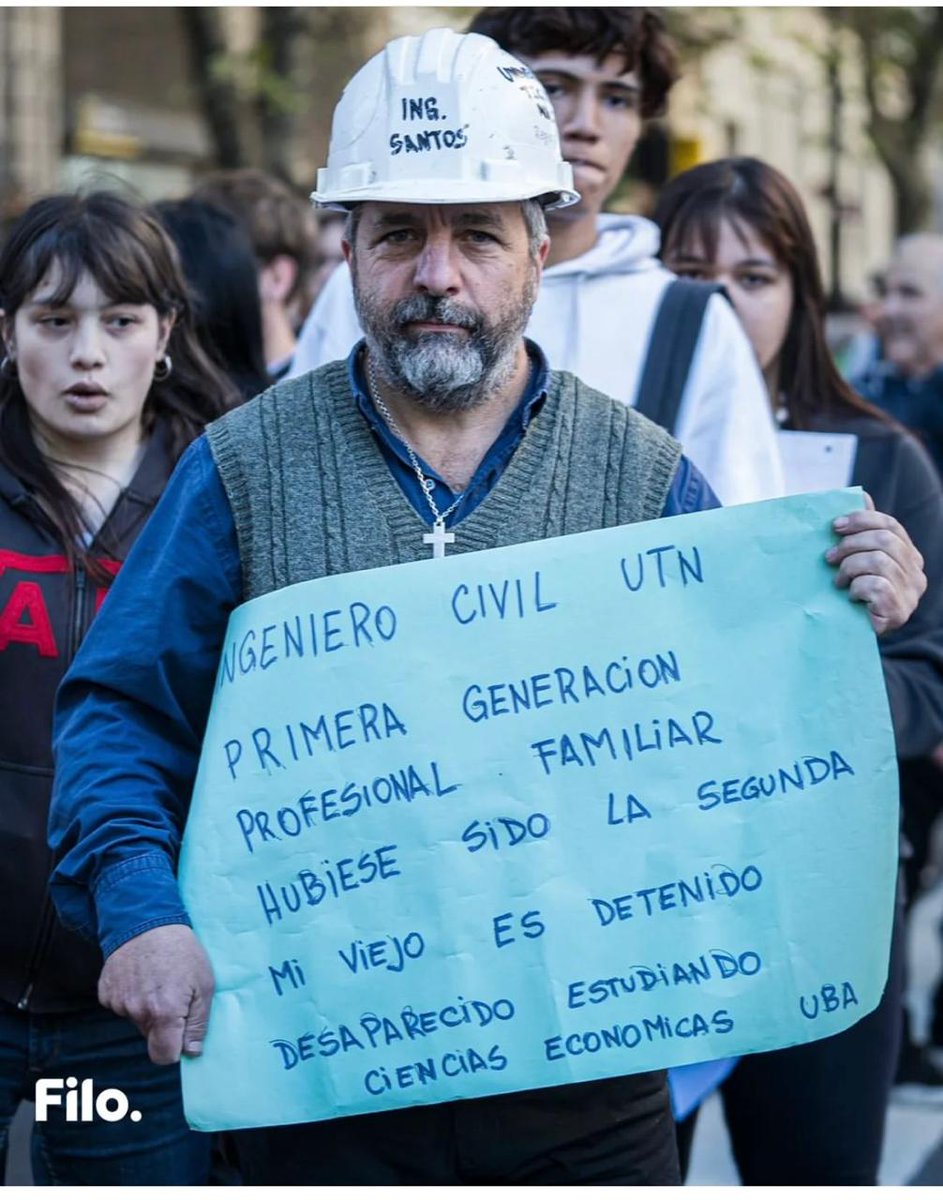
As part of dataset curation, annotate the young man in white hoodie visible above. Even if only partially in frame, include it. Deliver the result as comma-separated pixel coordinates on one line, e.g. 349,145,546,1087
287,7,783,505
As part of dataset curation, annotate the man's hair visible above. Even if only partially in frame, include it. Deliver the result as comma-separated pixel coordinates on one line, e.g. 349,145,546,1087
192,169,317,304
521,199,549,258
344,199,548,261
467,8,679,118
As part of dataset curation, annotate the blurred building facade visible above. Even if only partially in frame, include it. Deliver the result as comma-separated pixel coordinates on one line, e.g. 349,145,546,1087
0,6,938,306
0,8,395,212
0,8,62,212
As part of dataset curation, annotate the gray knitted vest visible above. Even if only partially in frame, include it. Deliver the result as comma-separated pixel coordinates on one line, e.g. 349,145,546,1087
206,360,682,600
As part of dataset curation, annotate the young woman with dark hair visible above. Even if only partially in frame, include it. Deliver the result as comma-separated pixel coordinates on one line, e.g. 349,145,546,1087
654,156,943,1184
656,155,884,429
0,190,232,1184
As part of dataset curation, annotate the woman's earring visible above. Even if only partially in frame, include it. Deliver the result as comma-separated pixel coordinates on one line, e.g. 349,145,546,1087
153,354,172,382
0,353,17,379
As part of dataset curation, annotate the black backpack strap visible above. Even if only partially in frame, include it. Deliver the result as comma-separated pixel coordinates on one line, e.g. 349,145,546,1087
634,278,727,434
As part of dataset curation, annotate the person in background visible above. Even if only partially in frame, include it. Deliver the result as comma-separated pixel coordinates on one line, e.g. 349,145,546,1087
838,271,885,382
851,232,943,1085
191,169,319,381
851,238,943,1072
654,155,943,1183
853,234,943,481
0,191,231,1183
155,197,270,403
308,210,346,309
287,7,784,508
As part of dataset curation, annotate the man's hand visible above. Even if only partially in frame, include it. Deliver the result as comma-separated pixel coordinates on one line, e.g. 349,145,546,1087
98,924,215,1066
826,493,926,635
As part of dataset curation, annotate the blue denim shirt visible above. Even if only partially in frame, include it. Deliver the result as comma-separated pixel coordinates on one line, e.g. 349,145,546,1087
49,343,719,956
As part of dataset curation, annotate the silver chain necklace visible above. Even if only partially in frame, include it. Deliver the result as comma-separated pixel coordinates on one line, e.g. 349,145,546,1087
367,355,463,557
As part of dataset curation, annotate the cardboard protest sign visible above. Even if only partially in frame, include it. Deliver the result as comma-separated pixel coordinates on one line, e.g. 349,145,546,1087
178,489,898,1131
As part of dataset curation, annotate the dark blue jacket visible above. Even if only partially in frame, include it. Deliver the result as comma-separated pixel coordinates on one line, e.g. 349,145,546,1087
1,422,178,1011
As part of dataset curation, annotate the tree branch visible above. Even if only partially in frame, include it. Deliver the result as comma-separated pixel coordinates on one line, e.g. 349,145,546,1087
179,7,246,168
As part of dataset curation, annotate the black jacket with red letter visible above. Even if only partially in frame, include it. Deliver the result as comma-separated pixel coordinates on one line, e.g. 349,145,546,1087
0,422,176,1012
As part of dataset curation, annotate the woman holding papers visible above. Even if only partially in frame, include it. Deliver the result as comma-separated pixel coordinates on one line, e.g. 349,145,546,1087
655,157,943,1183
0,192,232,1183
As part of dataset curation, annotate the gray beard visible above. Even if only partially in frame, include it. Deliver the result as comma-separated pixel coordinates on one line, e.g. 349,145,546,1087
354,287,534,414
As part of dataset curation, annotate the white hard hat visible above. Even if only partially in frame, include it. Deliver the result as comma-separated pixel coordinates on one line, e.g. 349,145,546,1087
312,28,579,212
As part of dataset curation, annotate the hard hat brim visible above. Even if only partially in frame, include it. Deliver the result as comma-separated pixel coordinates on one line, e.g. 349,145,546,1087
311,180,581,213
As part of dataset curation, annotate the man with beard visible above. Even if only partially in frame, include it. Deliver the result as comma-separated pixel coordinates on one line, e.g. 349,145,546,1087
287,8,784,508
47,30,925,1186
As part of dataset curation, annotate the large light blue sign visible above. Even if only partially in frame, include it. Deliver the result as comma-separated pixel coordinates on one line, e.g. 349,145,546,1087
179,490,898,1131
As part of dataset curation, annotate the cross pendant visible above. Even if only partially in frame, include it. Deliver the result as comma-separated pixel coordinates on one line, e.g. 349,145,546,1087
423,519,455,559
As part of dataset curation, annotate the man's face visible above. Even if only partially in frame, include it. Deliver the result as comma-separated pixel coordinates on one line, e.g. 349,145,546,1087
346,202,548,411
878,245,943,378
516,52,643,219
